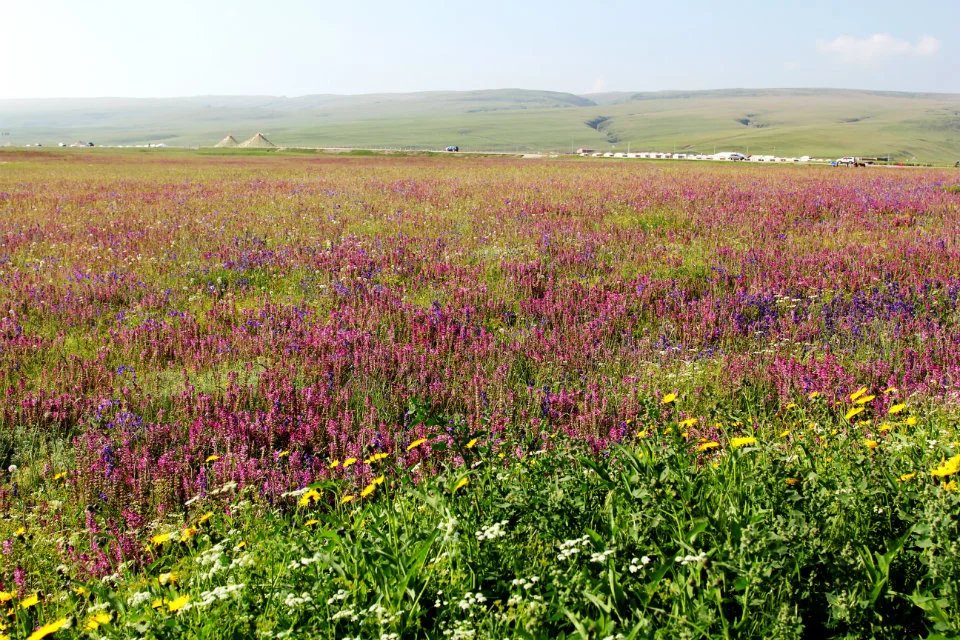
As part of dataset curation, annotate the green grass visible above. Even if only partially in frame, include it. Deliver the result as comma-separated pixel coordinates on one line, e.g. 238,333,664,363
3,88,960,163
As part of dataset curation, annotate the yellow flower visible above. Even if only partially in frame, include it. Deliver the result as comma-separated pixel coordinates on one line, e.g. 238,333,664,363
52,472,67,481
197,511,214,525
360,483,377,498
364,452,388,464
14,527,26,538
72,586,88,597
888,403,906,415
180,526,198,542
328,459,341,469
159,572,177,585
205,455,219,463
779,430,791,438
697,441,720,452
167,595,190,612
930,454,960,478
883,387,899,395
660,392,677,405
20,593,39,609
26,617,69,640
808,391,821,400
906,416,918,426
855,394,876,405
0,591,13,602
878,422,894,433
785,403,797,410
453,477,469,492
406,438,428,451
85,611,111,631
150,532,172,546
844,406,865,421
730,436,757,449
636,429,648,438
465,438,479,449
298,489,321,507
277,450,290,458
234,541,247,551
945,480,958,491
340,495,355,505
304,519,319,527
863,439,878,450
151,598,165,609
849,386,868,402
785,478,799,486
372,475,385,486
342,457,358,469
898,472,917,482
679,417,698,428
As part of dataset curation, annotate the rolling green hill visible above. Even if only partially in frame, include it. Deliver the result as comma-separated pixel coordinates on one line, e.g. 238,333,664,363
2,88,959,163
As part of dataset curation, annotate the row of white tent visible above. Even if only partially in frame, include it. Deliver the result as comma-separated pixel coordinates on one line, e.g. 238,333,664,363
579,151,828,163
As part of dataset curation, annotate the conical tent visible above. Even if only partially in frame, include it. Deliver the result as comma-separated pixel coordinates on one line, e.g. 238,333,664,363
214,135,239,148
238,133,276,148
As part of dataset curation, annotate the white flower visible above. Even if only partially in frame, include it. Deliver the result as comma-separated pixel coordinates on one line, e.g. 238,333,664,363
474,520,509,542
7,465,17,474
589,549,615,564
675,552,708,566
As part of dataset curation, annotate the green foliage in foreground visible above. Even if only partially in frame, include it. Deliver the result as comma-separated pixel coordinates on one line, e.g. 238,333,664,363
6,416,960,640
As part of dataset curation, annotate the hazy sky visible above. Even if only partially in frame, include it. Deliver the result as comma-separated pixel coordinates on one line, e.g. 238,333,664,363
2,0,957,98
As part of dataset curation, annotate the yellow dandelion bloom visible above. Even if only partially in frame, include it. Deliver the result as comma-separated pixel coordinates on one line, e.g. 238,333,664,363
205,455,219,463
637,429,648,438
660,392,677,405
465,438,479,449
372,475,385,486
730,436,757,449
849,387,868,402
453,477,469,492
159,572,177,585
785,403,797,410
406,438,428,451
697,441,720,452
898,472,917,482
906,416,918,426
278,450,290,458
328,459,341,469
298,489,321,507
930,454,960,478
364,452,388,464
679,417,698,428
855,394,876,405
785,478,799,486
888,403,906,415
360,483,377,498
25,617,69,640
19,594,39,609
883,387,899,395
85,611,111,631
167,595,190,612
304,519,319,527
234,541,247,551
197,512,214,525
340,495,355,505
779,430,791,438
878,422,894,433
844,406,865,421
945,480,958,491
0,591,13,602
72,587,88,597
151,599,165,609
342,457,358,468
52,472,67,481
14,527,26,538
180,526,198,542
150,532,172,546
808,391,821,400
863,439,878,449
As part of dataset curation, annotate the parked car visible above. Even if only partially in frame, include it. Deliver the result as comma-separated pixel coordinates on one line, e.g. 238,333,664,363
833,156,864,167
445,145,459,152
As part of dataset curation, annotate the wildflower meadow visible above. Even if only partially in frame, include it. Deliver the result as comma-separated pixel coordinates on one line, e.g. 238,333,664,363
1,150,960,638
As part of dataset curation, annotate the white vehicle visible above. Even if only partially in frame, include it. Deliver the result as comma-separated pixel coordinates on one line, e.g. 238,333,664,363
833,156,864,167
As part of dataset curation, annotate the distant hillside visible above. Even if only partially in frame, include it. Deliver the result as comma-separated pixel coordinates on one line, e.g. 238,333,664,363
1,88,959,163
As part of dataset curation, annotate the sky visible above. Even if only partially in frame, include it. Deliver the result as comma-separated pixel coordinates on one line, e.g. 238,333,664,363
1,0,958,98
